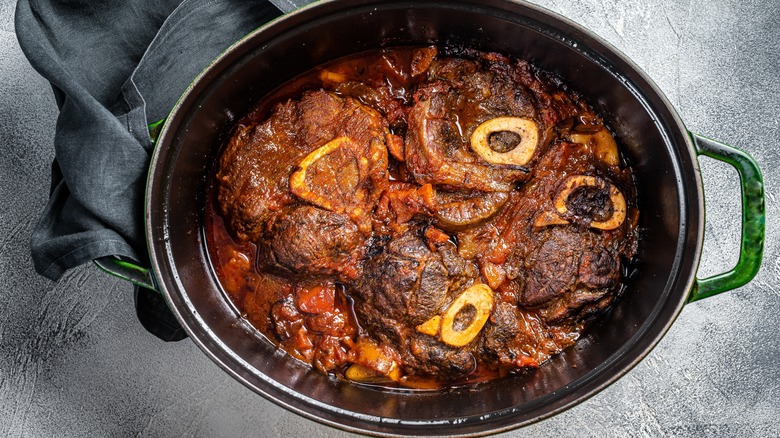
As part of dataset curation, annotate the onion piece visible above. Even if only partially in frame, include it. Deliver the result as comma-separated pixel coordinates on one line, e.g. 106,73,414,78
433,190,509,231
570,127,620,167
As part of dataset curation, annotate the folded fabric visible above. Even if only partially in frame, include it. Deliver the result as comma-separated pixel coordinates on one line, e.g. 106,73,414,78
16,0,283,280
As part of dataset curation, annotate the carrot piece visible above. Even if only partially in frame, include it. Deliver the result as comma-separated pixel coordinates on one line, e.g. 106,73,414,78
481,261,506,290
416,315,441,336
348,339,402,381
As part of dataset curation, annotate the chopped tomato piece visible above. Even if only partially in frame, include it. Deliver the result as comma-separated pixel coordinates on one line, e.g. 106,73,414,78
295,282,336,314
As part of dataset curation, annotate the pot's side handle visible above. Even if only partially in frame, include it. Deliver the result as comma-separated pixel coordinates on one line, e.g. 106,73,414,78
689,133,765,302
92,120,168,292
94,256,157,291
148,118,166,144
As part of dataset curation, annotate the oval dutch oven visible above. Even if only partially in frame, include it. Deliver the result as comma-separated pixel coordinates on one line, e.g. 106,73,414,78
96,0,765,435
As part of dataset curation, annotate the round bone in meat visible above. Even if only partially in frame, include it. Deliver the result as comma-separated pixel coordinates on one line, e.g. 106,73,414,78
554,175,626,230
289,135,388,233
438,283,494,347
470,117,539,166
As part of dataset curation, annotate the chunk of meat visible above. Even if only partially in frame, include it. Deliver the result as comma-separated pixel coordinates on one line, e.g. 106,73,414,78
433,190,509,231
404,54,584,191
217,90,389,242
478,301,582,369
356,231,461,326
536,249,621,323
406,98,529,192
410,46,438,77
350,308,477,379
260,206,367,281
522,236,580,306
477,302,540,370
290,134,388,233
404,333,476,377
352,229,480,378
521,226,619,299
579,250,620,289
457,139,637,324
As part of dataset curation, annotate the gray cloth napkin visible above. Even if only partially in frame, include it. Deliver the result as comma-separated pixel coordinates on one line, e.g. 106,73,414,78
16,0,283,279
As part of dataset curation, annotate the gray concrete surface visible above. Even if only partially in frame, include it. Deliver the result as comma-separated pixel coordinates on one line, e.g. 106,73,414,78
1,0,778,436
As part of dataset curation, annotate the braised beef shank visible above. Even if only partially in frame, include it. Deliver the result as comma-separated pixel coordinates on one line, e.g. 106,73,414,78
216,90,389,242
352,229,480,378
405,53,593,192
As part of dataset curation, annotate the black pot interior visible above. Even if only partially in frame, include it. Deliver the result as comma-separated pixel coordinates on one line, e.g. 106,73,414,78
148,0,704,435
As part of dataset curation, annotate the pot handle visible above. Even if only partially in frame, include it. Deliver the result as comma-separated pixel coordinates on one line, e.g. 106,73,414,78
92,119,168,292
148,118,166,143
688,133,765,302
94,256,157,291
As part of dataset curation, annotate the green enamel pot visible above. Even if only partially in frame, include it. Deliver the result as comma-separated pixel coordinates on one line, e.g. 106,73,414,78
95,0,765,435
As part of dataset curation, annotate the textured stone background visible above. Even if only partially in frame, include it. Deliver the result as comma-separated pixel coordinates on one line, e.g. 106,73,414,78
1,0,778,436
